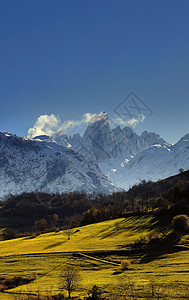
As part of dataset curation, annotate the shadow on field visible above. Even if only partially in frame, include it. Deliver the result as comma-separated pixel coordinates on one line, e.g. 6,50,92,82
98,217,157,240
44,241,66,250
140,231,186,263
112,268,134,275
23,235,37,240
112,270,124,275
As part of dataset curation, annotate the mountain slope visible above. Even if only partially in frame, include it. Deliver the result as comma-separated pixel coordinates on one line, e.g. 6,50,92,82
108,140,189,189
0,132,117,198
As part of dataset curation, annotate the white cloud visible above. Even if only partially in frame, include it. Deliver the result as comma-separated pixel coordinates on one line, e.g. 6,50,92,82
27,112,145,139
112,114,146,128
27,112,108,138
27,114,60,138
84,112,108,123
54,112,109,134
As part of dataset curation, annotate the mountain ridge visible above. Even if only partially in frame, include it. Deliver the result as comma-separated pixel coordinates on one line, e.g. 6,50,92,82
0,132,117,199
49,112,188,190
1,112,188,197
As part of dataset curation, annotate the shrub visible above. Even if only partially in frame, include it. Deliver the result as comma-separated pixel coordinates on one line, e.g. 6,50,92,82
0,276,33,290
172,214,189,235
132,235,148,249
0,228,15,240
87,285,101,300
34,218,48,233
51,294,65,299
121,259,131,270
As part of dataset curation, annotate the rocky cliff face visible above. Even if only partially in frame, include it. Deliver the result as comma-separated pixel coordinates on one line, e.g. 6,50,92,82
54,112,168,161
53,112,169,160
52,112,188,190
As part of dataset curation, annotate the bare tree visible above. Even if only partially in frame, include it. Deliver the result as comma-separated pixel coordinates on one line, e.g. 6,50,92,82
60,265,80,298
64,226,74,240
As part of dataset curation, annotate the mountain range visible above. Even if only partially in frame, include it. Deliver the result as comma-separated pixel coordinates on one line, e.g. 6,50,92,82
0,132,116,199
51,112,189,189
0,112,188,198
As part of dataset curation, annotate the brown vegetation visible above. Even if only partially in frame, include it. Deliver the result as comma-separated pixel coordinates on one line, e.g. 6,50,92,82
121,259,131,270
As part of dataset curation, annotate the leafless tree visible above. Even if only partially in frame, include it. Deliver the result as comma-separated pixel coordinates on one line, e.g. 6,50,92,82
64,226,74,240
60,265,80,298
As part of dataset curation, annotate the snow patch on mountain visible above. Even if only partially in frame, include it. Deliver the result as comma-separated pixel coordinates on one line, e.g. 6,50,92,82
51,112,188,190
0,132,118,198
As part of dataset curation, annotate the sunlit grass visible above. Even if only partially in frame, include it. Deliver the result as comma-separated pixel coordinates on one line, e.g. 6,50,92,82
0,216,156,256
0,215,188,299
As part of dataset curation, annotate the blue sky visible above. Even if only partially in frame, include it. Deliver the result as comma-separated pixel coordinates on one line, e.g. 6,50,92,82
0,0,189,143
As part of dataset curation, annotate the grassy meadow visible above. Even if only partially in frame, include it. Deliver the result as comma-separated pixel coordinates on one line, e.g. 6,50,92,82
0,215,188,299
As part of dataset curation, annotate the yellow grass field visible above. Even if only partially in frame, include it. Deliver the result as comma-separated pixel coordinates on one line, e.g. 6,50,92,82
0,215,188,299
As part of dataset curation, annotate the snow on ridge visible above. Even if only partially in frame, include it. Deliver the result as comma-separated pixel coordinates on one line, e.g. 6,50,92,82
0,132,118,199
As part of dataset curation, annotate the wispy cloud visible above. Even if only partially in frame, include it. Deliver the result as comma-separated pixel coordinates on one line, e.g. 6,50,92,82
112,114,146,128
27,112,108,138
27,112,145,139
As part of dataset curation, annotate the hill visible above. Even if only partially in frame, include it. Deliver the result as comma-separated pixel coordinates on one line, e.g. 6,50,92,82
0,215,188,299
0,169,189,235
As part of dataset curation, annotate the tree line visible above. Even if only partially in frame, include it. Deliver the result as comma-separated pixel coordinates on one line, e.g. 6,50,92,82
0,170,189,234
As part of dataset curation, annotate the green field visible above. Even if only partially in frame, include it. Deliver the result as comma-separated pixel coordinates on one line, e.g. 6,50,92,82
0,215,188,299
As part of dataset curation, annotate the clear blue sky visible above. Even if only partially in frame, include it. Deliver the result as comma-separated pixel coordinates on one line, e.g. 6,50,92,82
0,0,189,143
